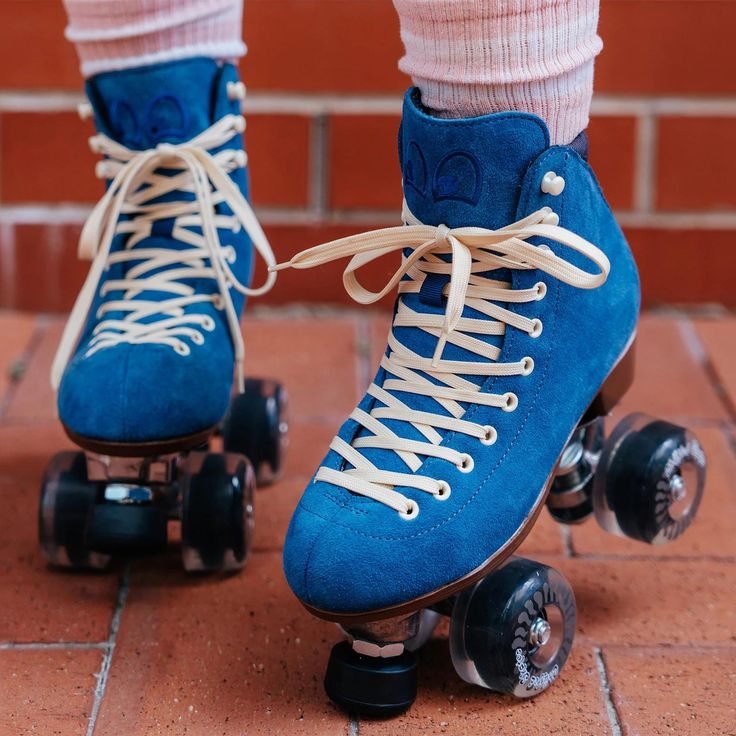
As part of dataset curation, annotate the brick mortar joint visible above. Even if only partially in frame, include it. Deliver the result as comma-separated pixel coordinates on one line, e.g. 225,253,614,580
2,91,736,116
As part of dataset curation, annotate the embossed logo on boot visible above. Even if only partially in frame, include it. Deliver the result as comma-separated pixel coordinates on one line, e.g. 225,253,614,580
403,142,482,206
432,152,482,205
108,94,190,148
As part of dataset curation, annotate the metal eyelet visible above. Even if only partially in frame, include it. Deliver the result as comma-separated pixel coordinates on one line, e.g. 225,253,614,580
457,453,475,473
521,356,535,376
480,426,497,445
529,319,543,338
435,480,452,500
191,332,205,346
535,281,547,300
399,501,419,520
503,392,519,412
174,343,190,356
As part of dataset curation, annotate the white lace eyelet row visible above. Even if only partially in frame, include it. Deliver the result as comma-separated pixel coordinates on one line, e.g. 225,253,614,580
480,425,497,445
503,392,518,412
399,501,419,520
436,480,451,500
457,453,474,473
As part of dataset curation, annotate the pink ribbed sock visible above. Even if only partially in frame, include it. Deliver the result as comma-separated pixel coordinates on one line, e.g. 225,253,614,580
63,0,245,78
393,0,602,144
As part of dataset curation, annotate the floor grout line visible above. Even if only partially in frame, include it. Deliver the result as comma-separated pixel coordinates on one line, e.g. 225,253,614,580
86,562,131,736
679,317,736,424
558,553,736,563
0,314,48,421
583,641,736,652
594,646,623,736
348,716,359,736
0,641,109,651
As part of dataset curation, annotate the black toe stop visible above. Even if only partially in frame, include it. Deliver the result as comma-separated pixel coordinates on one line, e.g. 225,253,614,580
324,640,417,718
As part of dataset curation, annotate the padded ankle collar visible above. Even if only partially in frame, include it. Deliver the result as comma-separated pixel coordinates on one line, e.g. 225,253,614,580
398,88,550,229
85,57,241,149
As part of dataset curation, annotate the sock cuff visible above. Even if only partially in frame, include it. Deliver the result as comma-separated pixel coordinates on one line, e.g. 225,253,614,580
63,0,245,77
394,0,602,144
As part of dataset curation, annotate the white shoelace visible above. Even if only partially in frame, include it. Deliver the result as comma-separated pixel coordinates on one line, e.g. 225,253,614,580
51,113,276,392
273,201,610,518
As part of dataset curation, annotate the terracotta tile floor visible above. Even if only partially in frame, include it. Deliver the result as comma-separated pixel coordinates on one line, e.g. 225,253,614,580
0,308,734,736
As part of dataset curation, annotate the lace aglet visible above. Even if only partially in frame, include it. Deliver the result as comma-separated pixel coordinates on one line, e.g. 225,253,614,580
236,361,245,393
431,334,447,368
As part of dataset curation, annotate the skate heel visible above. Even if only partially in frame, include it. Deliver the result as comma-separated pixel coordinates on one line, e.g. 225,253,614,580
581,338,636,425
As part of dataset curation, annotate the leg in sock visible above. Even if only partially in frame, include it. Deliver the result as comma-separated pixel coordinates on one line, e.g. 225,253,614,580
392,0,601,145
63,0,246,77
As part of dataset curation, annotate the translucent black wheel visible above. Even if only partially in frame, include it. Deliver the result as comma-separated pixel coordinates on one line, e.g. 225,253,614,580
222,379,288,486
180,451,255,572
593,413,706,544
38,451,110,570
449,557,576,698
548,418,604,525
85,501,167,555
324,640,417,717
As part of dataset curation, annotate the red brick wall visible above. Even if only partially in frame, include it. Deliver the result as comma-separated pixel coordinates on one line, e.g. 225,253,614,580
0,0,734,311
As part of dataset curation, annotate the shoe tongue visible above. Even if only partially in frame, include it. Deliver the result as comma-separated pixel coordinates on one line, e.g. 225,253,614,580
85,59,230,319
85,57,222,150
399,88,549,229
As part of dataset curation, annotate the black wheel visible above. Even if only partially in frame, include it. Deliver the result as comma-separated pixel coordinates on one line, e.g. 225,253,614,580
548,418,604,525
180,451,255,572
324,640,417,717
449,557,576,698
38,451,110,570
593,413,706,544
222,378,288,486
85,502,167,555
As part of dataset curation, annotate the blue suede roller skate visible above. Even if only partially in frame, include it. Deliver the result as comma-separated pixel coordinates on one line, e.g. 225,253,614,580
39,58,288,572
275,89,706,714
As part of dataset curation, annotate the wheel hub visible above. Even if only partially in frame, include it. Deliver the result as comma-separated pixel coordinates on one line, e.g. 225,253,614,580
529,616,552,647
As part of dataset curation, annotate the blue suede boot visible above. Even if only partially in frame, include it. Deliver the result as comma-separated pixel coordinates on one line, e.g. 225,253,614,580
39,58,286,574
52,57,275,452
280,88,640,618
277,90,706,713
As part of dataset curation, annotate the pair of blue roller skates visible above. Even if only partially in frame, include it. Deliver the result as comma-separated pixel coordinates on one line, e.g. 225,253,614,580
39,58,706,716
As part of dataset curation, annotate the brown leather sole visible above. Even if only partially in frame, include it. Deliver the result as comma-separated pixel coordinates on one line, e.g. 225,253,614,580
303,336,637,626
63,424,216,457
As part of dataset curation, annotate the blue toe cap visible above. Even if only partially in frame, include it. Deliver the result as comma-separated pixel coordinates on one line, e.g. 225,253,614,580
58,342,231,443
